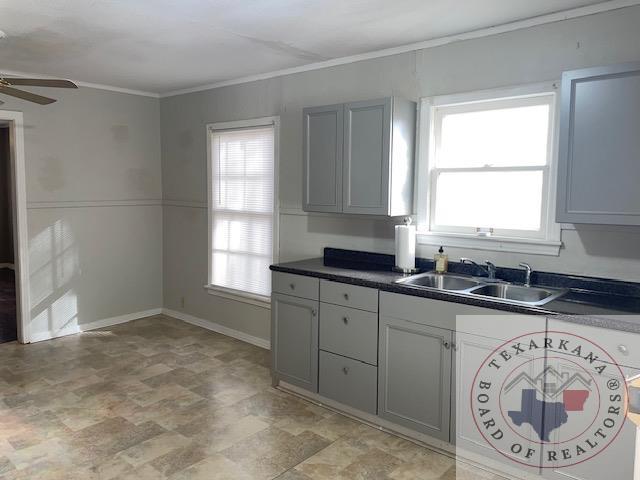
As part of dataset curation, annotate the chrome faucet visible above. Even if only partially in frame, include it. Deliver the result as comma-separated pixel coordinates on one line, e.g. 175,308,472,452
460,258,497,280
519,263,532,287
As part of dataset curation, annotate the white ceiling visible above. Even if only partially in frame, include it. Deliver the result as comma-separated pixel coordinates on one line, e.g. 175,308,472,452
0,0,618,94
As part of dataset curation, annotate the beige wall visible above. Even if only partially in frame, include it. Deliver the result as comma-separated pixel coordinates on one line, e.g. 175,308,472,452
1,86,162,340
160,5,640,343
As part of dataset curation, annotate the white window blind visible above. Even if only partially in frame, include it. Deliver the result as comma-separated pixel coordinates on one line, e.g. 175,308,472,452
210,124,275,299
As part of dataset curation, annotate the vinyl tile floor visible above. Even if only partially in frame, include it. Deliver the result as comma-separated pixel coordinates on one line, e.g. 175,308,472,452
0,315,507,479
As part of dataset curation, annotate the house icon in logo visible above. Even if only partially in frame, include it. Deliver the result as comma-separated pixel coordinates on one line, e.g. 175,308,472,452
504,366,592,441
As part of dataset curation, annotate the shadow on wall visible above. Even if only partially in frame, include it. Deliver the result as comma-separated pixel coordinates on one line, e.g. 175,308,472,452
29,219,81,337
307,215,397,239
573,224,640,260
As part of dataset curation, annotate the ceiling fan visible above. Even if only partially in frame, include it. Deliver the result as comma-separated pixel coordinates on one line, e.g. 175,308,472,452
0,76,78,105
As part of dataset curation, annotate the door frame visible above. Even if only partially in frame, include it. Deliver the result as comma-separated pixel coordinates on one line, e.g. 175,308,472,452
1,110,30,343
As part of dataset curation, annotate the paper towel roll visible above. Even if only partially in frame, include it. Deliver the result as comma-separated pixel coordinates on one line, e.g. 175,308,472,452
395,220,416,271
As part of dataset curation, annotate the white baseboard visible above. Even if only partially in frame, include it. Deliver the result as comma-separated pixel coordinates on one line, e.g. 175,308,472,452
0,263,15,270
28,308,163,343
162,308,270,350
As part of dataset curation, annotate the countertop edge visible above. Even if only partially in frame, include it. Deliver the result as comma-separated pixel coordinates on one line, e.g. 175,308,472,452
270,263,640,334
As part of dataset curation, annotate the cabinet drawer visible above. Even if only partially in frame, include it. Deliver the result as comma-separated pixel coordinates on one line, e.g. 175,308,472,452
320,280,378,312
548,319,640,370
272,272,319,300
379,291,544,337
319,303,378,365
319,351,377,414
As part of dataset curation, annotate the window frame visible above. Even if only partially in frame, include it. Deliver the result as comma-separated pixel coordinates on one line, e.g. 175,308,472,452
205,116,280,308
416,82,562,256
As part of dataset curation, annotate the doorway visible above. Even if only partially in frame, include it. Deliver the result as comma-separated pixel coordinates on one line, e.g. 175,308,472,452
0,111,30,344
0,125,16,342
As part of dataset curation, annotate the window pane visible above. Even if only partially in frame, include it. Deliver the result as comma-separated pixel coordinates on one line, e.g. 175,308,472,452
211,124,274,297
212,251,271,297
437,103,550,168
213,212,272,257
434,171,543,231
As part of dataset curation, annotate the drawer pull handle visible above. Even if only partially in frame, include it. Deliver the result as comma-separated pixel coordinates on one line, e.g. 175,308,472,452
343,293,349,301
342,316,349,325
289,283,295,290
618,344,629,355
342,367,349,375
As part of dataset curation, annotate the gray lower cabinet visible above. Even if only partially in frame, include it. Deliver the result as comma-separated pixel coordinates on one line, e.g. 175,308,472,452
541,362,638,480
557,62,640,225
319,350,378,414
542,319,640,480
271,293,319,392
378,315,453,441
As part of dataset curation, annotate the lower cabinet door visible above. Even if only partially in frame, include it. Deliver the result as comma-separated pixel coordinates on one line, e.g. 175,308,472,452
378,315,452,441
454,332,542,473
541,363,638,480
319,350,377,414
271,293,319,392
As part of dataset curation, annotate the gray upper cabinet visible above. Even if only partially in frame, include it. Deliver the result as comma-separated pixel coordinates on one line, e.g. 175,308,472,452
378,315,452,441
303,97,415,216
343,98,391,215
303,104,343,213
557,62,640,225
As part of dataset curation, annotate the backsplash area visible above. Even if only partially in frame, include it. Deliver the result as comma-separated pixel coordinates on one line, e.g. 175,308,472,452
279,213,640,284
323,247,640,299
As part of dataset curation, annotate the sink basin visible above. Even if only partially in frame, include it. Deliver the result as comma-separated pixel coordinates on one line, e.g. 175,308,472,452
469,284,567,306
396,272,482,291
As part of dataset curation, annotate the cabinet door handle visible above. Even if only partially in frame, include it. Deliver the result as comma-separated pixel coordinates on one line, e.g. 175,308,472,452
343,293,349,301
342,366,349,375
443,340,450,349
311,309,317,317
289,283,295,290
342,316,349,325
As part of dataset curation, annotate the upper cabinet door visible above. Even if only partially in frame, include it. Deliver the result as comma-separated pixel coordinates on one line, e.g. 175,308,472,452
557,63,640,225
303,104,344,213
342,98,391,215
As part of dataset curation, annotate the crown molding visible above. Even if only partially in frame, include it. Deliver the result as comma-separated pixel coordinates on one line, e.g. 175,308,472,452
160,0,640,98
0,69,159,98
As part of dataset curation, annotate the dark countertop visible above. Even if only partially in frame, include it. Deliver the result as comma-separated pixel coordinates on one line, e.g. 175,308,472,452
270,254,640,334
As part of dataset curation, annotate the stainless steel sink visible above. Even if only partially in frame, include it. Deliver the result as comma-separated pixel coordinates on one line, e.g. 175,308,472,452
469,283,567,306
396,271,567,306
396,272,482,291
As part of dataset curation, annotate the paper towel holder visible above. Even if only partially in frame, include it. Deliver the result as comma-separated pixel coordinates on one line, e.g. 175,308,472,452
393,217,420,274
393,266,420,274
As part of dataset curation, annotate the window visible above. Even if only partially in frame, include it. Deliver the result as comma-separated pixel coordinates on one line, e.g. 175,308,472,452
207,117,278,305
417,84,561,255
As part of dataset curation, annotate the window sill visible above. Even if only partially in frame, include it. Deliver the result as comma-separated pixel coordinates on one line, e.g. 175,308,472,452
203,285,271,309
416,231,562,256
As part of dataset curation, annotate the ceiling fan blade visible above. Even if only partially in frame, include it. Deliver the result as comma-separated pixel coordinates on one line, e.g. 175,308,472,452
4,78,78,89
0,86,57,105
